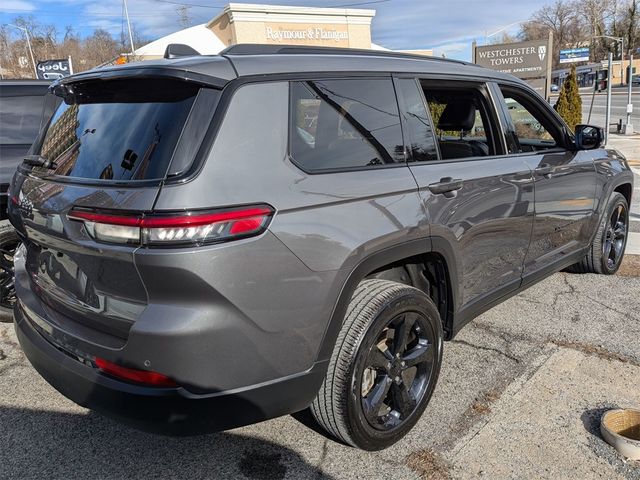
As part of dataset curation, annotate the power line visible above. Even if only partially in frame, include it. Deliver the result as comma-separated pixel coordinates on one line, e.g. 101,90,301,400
332,0,391,6
153,0,225,8
152,0,390,8
1,9,171,18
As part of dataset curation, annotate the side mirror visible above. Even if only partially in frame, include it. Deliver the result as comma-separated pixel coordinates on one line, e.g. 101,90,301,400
575,124,604,150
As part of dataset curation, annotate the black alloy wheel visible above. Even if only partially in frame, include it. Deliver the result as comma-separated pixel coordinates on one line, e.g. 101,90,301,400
602,202,628,271
567,192,629,275
310,279,443,450
0,223,20,320
0,239,19,310
358,311,436,431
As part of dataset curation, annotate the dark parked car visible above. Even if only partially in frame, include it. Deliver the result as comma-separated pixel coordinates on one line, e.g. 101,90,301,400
9,45,633,450
0,80,52,318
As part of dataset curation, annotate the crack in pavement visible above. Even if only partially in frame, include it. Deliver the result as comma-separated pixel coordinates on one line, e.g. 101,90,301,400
550,273,577,308
584,294,640,322
548,274,640,321
451,339,520,363
315,439,329,479
0,361,25,376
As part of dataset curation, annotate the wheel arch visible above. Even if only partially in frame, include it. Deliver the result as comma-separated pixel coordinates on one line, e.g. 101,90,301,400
316,237,460,363
592,172,634,244
613,182,632,207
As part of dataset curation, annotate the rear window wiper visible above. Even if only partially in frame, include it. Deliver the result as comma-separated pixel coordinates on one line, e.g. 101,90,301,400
23,155,57,169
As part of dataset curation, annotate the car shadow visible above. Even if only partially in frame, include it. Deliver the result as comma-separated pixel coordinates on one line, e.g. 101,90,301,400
0,406,335,479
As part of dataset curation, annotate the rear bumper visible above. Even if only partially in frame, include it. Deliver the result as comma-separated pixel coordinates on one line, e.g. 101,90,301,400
14,302,326,434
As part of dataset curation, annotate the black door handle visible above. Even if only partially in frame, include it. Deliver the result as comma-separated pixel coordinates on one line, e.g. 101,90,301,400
428,177,463,198
534,164,553,178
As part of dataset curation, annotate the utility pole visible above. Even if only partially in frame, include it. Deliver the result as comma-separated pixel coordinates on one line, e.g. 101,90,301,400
123,0,135,55
620,37,625,87
624,53,634,135
605,52,613,145
6,24,37,78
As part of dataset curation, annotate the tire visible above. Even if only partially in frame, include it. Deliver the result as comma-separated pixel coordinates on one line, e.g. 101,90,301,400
310,279,443,450
0,221,20,322
568,192,629,275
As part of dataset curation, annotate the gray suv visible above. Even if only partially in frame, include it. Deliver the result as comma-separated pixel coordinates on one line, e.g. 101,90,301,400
9,45,633,450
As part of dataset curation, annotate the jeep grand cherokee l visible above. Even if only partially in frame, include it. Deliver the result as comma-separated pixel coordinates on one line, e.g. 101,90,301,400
9,45,633,451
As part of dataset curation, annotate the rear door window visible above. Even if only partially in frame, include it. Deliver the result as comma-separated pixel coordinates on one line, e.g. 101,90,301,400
0,95,44,145
37,78,201,181
290,78,404,172
421,82,499,160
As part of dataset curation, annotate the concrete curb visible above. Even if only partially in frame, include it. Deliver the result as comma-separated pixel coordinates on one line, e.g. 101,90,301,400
627,232,640,255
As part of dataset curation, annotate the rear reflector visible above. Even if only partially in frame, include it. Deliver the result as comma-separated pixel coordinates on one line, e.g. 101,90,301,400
95,357,177,387
68,205,274,247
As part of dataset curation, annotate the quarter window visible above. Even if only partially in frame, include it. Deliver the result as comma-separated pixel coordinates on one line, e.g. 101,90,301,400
290,78,404,172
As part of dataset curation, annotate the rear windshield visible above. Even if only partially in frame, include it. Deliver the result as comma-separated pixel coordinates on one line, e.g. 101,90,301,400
37,78,199,181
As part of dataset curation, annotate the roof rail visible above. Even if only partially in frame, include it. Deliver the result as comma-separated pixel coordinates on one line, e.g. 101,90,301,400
164,43,201,59
219,44,470,65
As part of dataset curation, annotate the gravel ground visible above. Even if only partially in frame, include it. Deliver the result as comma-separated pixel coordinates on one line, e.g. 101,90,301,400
1,268,639,480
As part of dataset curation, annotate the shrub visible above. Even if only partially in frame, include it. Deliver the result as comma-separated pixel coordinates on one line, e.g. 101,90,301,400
554,64,582,132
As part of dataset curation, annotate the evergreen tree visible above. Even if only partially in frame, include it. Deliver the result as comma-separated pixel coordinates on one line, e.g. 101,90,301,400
554,64,582,132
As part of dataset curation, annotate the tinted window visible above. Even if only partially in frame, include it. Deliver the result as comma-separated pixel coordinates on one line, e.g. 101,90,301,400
37,78,199,181
0,95,44,144
499,87,559,152
290,78,404,171
395,78,437,162
422,84,496,160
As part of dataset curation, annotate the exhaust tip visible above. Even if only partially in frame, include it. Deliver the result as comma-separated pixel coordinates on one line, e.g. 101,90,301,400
600,408,640,460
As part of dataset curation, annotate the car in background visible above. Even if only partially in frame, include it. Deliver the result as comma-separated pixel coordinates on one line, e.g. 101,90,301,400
0,80,53,319
550,83,559,92
631,75,640,86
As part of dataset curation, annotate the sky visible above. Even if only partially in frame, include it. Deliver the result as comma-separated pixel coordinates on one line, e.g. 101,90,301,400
1,0,552,61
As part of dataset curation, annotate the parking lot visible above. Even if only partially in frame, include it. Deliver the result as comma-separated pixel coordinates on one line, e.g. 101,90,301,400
0,154,638,480
2,269,640,479
2,259,640,479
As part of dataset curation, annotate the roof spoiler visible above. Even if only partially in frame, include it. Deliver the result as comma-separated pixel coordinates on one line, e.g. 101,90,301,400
164,43,201,59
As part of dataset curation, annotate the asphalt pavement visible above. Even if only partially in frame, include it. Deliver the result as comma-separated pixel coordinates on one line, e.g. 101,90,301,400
1,270,639,479
550,86,640,132
1,139,638,480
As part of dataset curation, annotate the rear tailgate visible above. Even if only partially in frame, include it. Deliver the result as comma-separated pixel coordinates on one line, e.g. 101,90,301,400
10,176,156,345
8,76,217,347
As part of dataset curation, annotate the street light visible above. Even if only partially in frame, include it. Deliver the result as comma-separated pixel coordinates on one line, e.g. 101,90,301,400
4,23,37,78
593,35,624,86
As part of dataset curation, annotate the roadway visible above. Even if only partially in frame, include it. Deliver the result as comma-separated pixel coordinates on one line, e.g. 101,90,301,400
550,85,640,132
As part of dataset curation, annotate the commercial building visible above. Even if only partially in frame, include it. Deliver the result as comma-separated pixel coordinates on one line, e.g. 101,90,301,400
134,3,399,59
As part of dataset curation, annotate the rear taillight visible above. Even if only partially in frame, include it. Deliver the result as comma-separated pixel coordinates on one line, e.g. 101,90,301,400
95,357,177,387
68,205,274,247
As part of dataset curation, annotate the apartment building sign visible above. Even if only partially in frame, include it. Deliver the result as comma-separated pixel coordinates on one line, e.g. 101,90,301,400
472,34,554,97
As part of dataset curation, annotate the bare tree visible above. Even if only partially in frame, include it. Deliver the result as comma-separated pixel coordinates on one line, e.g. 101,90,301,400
520,0,582,68
177,5,193,29
579,0,616,60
